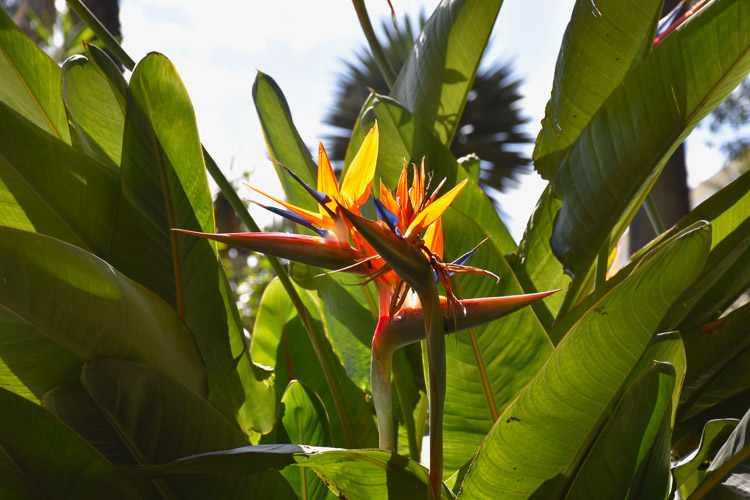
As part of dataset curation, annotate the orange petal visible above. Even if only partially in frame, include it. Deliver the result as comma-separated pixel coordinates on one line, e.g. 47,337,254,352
423,217,443,260
340,122,379,209
246,184,329,228
405,179,468,237
317,142,340,203
379,181,400,219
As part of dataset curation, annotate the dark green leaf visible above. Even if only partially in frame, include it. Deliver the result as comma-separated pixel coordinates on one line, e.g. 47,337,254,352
696,407,750,498
0,226,206,401
0,386,138,498
565,363,675,499
679,303,750,422
82,359,293,499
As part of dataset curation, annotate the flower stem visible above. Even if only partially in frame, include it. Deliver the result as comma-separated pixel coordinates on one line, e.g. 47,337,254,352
418,281,445,500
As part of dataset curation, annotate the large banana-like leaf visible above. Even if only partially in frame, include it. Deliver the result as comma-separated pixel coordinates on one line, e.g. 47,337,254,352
564,363,675,499
390,0,503,146
251,279,378,449
533,0,663,179
0,8,70,142
660,169,750,329
459,221,710,498
104,53,274,432
0,226,206,400
252,72,318,212
280,381,335,500
61,48,125,168
0,386,138,498
550,0,750,275
81,359,294,499
438,209,554,473
509,187,570,330
0,99,117,254
678,303,750,422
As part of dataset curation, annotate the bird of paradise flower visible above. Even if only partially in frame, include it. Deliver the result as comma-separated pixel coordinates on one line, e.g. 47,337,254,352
175,123,557,497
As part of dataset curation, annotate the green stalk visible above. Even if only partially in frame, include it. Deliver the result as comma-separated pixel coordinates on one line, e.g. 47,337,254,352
351,0,398,89
643,193,666,235
371,344,395,451
203,150,357,448
66,0,135,70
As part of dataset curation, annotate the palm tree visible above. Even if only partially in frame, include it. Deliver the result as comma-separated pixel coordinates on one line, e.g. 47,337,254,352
324,14,532,195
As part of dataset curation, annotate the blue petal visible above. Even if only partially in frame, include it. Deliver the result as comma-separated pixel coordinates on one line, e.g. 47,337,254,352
261,205,328,238
373,196,401,236
281,166,337,217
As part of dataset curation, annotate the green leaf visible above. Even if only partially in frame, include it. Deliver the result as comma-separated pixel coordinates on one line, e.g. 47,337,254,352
251,279,378,449
660,169,750,329
0,447,35,499
550,0,750,275
508,186,570,331
459,221,711,498
81,359,294,499
83,43,128,112
672,418,739,491
533,0,663,179
565,363,675,499
105,53,270,430
0,386,138,498
0,8,70,142
390,0,503,146
281,381,335,500
440,209,554,473
694,407,750,498
252,72,318,212
0,226,206,400
0,99,118,254
61,52,125,167
678,303,750,422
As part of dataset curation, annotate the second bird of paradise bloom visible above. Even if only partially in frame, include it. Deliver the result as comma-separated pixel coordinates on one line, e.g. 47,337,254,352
175,123,557,497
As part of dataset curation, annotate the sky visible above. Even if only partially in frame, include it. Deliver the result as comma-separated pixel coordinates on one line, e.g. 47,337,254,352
117,0,733,241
